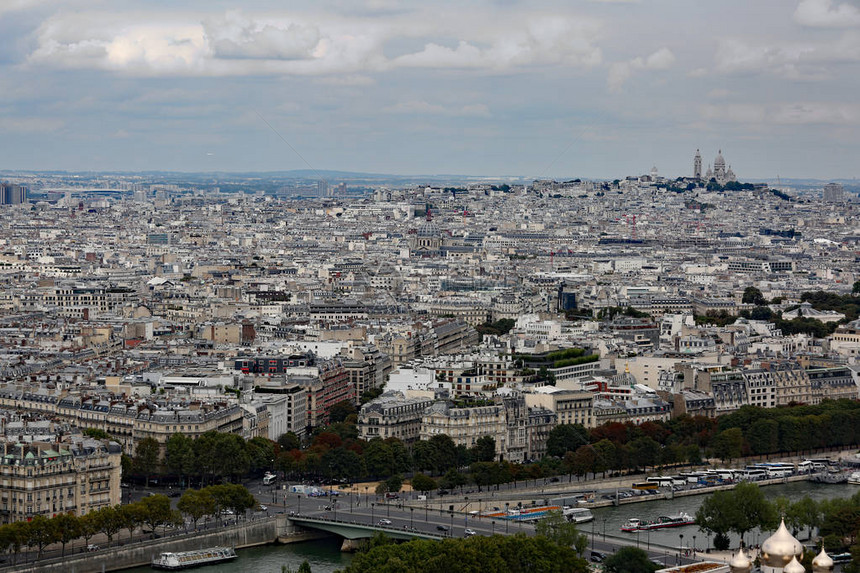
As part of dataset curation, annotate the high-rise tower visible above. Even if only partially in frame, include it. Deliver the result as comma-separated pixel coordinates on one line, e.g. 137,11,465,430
694,149,702,179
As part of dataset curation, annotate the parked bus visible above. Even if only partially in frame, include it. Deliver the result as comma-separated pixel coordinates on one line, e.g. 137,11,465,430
632,482,659,491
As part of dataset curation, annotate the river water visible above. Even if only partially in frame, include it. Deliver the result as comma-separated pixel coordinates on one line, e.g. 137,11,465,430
125,481,858,573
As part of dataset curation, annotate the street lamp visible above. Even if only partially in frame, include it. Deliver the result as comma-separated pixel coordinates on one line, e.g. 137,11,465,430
679,534,685,564
371,503,375,524
492,520,495,535
450,511,454,535
297,494,301,514
410,508,414,530
693,535,697,556
602,518,607,541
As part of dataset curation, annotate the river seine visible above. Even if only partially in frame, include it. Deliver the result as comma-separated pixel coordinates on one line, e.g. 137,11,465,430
125,480,857,573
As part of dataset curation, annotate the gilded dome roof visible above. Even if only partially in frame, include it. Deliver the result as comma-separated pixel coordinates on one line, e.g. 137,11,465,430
812,547,835,572
760,519,803,568
729,549,751,573
784,556,805,573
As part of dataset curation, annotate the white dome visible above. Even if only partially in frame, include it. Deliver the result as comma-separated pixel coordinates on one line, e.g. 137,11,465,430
760,519,803,568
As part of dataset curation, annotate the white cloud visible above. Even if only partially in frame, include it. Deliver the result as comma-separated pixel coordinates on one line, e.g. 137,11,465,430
607,47,675,92
385,100,491,117
52,9,563,81
794,0,860,28
712,34,860,79
26,9,602,77
204,12,322,60
702,102,860,125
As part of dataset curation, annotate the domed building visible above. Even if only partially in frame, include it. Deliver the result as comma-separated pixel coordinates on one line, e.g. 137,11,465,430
702,149,738,185
410,220,444,257
759,519,805,573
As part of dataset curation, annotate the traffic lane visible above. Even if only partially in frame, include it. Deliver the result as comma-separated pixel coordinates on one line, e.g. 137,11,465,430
293,501,535,538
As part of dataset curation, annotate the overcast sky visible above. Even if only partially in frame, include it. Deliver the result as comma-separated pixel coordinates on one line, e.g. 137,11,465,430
2,0,860,180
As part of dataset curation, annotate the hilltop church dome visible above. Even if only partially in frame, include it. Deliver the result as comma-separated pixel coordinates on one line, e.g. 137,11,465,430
760,519,804,568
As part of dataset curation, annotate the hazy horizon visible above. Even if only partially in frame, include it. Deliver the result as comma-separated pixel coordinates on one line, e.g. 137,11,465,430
2,1,860,179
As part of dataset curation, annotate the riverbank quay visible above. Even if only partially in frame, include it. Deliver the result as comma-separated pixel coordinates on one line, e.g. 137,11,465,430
0,515,324,573
411,445,860,515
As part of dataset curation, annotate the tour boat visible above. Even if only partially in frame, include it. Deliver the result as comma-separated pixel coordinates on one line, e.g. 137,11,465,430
151,546,237,570
848,471,860,485
621,518,641,532
563,507,594,524
638,513,695,530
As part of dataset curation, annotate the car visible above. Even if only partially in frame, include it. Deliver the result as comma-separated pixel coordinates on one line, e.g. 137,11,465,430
86,544,100,552
590,551,607,563
436,525,450,532
437,490,450,496
377,519,392,526
464,528,476,537
259,505,268,511
550,477,560,483
385,492,399,499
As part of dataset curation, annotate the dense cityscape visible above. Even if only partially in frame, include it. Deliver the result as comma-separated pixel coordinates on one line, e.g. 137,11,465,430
0,158,857,572
4,0,860,571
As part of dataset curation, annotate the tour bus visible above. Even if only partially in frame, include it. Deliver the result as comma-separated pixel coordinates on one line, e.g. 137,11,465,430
646,477,677,487
263,472,278,485
740,468,768,481
756,463,794,478
632,482,659,491
707,469,738,481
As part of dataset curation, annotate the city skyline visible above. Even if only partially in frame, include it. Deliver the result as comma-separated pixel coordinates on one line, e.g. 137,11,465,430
2,1,860,179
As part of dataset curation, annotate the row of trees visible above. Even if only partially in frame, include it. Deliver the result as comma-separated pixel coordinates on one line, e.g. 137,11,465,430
128,432,277,486
129,400,860,493
339,516,590,573
0,484,257,565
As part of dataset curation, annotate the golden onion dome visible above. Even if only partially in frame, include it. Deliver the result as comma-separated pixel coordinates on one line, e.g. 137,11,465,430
812,548,835,572
728,549,751,573
784,556,806,573
760,519,803,568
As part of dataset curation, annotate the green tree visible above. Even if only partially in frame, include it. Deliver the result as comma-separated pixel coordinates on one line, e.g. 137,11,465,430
340,533,588,573
328,400,357,424
629,436,661,471
27,515,57,559
853,280,860,295
278,431,302,452
4,520,30,564
83,428,111,440
165,433,195,486
52,512,80,557
78,511,101,547
178,489,216,530
385,474,403,494
428,434,458,474
602,546,658,573
535,510,588,556
546,424,589,458
788,496,821,540
747,419,779,455
133,437,161,486
139,494,177,537
94,505,124,544
711,427,743,463
119,501,146,541
742,287,766,305
439,468,468,491
411,473,437,494
364,439,396,478
473,435,497,463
